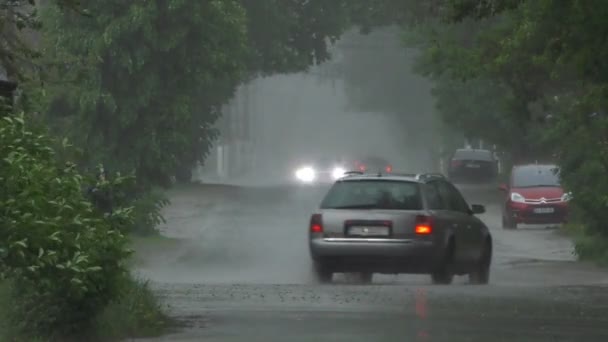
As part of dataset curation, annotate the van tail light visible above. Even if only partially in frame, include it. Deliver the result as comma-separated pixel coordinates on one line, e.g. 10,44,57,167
310,213,323,233
359,164,366,172
386,165,393,173
415,215,433,235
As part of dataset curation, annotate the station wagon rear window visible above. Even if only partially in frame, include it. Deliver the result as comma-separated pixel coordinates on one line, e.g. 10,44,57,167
453,149,493,161
320,180,422,210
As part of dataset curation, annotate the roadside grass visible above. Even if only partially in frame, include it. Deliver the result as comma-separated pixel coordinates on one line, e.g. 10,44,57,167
94,276,171,341
0,281,45,342
95,235,179,339
561,223,608,267
0,276,169,342
0,234,177,342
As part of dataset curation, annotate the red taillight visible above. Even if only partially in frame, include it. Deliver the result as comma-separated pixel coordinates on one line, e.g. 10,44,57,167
415,215,433,235
310,214,323,233
359,164,366,172
451,160,462,167
386,165,393,173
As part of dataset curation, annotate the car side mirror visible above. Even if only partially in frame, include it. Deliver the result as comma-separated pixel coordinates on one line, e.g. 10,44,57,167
498,184,508,192
470,204,486,215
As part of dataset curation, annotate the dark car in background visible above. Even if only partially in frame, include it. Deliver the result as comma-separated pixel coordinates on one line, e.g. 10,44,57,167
353,156,393,174
448,148,498,183
500,164,570,229
308,172,492,285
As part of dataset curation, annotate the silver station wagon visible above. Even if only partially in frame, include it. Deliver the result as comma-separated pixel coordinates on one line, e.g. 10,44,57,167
308,172,492,285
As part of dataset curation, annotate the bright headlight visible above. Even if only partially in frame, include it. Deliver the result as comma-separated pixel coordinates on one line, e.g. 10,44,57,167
295,167,316,182
510,192,525,203
562,192,573,202
332,167,346,179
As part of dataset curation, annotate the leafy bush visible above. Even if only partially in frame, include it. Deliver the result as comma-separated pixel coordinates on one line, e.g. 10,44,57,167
109,181,170,236
573,233,608,267
0,114,133,339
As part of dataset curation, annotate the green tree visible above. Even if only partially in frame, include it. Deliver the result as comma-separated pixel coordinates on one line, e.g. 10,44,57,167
423,0,608,253
405,13,555,158
39,0,249,187
0,0,85,81
241,0,351,75
37,0,402,187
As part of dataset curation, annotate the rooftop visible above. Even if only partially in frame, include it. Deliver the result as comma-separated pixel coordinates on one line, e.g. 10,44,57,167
339,171,445,183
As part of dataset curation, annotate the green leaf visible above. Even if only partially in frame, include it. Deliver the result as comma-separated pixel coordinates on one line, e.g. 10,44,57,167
12,240,28,249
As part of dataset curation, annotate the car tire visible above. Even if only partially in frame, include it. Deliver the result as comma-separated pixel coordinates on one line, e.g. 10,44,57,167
431,241,454,285
469,239,492,285
312,261,332,284
360,272,373,284
502,215,517,229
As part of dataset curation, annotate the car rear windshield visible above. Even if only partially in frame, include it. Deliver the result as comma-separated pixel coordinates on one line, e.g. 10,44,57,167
320,180,422,210
359,157,389,166
512,165,561,188
453,149,493,161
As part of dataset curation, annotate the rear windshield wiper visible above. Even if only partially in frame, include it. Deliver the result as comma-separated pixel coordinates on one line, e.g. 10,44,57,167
516,184,560,188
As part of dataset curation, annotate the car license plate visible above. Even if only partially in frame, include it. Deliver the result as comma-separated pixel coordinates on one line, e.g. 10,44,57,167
534,207,555,214
466,163,481,168
347,226,389,237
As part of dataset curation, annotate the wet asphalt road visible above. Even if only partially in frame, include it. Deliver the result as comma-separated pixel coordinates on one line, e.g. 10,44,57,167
132,182,608,342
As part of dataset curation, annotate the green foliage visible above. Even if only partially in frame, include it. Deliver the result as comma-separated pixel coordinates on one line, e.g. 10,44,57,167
411,0,608,255
1,0,41,80
562,224,608,266
0,114,133,338
573,230,608,267
443,0,524,22
94,276,169,340
403,15,546,158
0,0,85,80
39,0,249,187
1,276,168,341
241,0,438,75
129,188,170,236
36,0,393,188
242,0,350,75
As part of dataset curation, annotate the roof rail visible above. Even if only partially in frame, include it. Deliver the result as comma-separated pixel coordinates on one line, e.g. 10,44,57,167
386,172,418,177
343,170,364,176
415,173,446,181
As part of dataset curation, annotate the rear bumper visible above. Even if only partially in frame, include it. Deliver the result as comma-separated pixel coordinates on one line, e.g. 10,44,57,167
506,203,568,224
309,238,441,273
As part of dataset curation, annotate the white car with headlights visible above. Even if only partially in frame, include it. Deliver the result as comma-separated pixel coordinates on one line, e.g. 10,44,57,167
294,158,349,184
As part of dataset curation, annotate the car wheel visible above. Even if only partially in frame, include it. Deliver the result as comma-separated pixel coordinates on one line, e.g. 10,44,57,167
312,261,332,284
360,272,373,284
502,215,517,229
431,240,454,285
469,239,492,285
